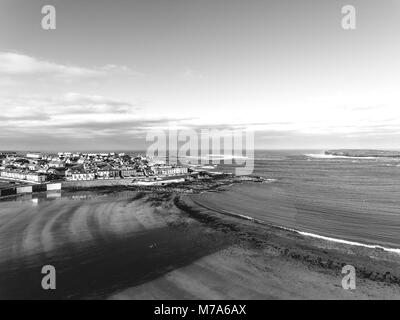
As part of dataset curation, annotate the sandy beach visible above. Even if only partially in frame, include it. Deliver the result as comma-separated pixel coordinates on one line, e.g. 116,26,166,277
0,187,399,299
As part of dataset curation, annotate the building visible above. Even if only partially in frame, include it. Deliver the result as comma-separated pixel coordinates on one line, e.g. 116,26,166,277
0,170,46,183
96,167,120,179
28,164,41,171
151,165,188,176
120,168,140,178
26,172,47,183
0,170,26,180
26,153,42,159
48,160,65,169
65,169,95,181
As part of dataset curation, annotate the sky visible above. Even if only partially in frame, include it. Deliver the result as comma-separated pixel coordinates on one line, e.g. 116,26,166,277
0,0,400,151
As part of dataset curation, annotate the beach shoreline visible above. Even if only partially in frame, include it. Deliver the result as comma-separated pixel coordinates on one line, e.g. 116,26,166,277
107,191,400,299
0,185,399,299
145,194,400,299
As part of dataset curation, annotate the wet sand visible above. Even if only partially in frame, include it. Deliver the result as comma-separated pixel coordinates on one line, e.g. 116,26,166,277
0,190,399,299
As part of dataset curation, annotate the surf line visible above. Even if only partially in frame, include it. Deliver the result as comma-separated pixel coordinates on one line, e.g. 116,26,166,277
191,199,400,255
296,231,400,254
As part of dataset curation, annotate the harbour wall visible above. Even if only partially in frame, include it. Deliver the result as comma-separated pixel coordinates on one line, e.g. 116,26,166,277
61,179,135,188
1,176,190,197
62,176,189,188
0,183,62,198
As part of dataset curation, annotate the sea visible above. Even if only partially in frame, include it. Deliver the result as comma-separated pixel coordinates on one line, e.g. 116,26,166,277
210,150,400,251
0,149,399,298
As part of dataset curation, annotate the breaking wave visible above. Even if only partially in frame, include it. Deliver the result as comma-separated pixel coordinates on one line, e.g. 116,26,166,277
305,153,377,160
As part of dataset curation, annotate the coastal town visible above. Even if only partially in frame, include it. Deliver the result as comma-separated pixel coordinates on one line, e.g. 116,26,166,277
0,150,261,199
0,151,190,185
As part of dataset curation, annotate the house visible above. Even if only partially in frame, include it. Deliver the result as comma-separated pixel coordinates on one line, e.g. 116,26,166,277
151,165,188,176
28,164,40,171
77,158,87,164
120,168,138,178
46,168,65,179
48,160,65,169
26,172,47,183
96,165,120,179
0,169,46,183
13,158,30,168
65,158,76,165
26,153,42,159
65,169,95,181
0,170,27,180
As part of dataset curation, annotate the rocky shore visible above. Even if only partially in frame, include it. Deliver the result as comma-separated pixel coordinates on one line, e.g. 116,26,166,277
172,194,400,298
61,174,267,195
109,192,400,299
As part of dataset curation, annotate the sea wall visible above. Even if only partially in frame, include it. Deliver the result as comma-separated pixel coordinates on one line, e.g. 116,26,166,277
132,178,185,186
47,183,62,191
1,177,191,197
62,179,135,189
61,177,191,189
0,183,62,198
16,186,33,194
0,188,16,197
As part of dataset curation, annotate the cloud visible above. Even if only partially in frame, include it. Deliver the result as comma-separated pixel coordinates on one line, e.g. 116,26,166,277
0,52,102,77
180,67,205,79
0,77,20,86
0,93,192,139
0,52,142,79
0,93,139,123
101,64,144,76
61,93,139,114
2,90,399,143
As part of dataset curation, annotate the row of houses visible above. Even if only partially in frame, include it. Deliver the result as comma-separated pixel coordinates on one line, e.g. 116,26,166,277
65,165,188,181
1,151,190,183
65,167,145,181
0,170,47,183
150,165,188,176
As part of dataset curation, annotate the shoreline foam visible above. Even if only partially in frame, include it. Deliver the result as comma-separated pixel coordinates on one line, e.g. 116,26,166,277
191,196,400,255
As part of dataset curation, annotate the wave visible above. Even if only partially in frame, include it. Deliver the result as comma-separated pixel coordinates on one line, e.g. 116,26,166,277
184,156,288,162
192,198,400,255
184,154,249,160
305,153,377,160
262,178,277,183
250,215,400,254
296,231,400,254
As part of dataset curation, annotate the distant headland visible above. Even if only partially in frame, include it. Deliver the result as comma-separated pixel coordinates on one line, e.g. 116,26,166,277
325,149,400,158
